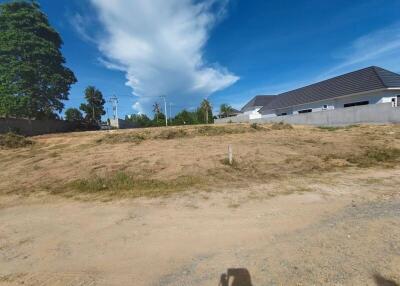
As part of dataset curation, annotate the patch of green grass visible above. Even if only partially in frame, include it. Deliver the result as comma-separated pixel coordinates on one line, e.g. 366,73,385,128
61,171,201,198
96,132,147,144
220,158,240,168
318,125,360,132
154,129,189,140
271,122,294,130
318,126,343,131
0,132,34,149
196,125,248,136
347,147,400,167
250,123,263,130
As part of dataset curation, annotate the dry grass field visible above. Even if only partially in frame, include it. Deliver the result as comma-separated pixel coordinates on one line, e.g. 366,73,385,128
1,123,400,285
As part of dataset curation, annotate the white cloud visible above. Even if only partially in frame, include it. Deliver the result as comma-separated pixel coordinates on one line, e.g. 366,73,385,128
87,0,239,114
321,22,400,78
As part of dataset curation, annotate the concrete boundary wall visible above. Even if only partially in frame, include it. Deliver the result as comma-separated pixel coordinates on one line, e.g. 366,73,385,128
214,114,250,124
215,103,400,126
0,118,82,136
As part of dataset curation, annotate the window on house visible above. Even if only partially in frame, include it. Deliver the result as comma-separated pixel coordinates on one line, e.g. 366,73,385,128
298,109,312,114
278,113,287,116
343,101,369,108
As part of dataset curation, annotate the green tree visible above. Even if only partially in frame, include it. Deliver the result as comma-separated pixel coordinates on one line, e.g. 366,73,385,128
125,113,152,127
65,108,83,122
0,1,77,119
152,102,161,123
79,86,105,125
220,104,234,118
173,110,198,125
199,99,213,124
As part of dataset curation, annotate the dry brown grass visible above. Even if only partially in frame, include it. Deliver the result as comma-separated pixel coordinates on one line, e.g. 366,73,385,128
0,132,34,149
1,123,399,199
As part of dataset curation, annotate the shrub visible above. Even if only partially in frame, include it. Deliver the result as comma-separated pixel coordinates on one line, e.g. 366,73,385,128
96,132,147,144
250,123,263,130
271,122,293,130
196,126,247,136
0,132,34,149
66,171,200,197
347,147,400,167
155,129,188,140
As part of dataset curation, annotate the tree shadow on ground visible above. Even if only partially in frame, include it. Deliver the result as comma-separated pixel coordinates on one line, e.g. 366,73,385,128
219,268,252,286
373,274,399,286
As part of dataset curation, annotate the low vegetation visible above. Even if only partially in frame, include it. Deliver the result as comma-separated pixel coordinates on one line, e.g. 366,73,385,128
96,132,147,144
63,172,201,198
96,124,266,145
347,147,400,167
0,132,34,149
271,122,294,130
154,129,189,140
317,125,360,131
1,123,400,199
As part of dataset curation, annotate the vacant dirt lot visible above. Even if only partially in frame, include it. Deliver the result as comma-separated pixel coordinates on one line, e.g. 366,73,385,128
1,124,400,285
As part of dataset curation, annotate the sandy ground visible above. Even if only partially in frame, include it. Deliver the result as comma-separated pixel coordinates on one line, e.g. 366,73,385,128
1,169,400,286
1,124,400,285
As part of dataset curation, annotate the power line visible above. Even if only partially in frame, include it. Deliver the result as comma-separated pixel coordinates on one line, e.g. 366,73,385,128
109,95,119,120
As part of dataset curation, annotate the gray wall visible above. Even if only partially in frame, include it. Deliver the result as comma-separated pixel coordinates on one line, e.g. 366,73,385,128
0,118,81,136
215,114,250,124
215,103,400,126
109,118,138,129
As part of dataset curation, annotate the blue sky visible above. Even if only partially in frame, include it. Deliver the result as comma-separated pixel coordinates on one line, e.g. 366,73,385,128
4,0,400,118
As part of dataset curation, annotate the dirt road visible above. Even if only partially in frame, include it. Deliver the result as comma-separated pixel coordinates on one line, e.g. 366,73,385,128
1,172,399,286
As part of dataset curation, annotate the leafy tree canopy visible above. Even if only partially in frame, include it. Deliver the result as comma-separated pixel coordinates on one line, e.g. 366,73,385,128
220,104,234,118
0,0,77,119
80,86,105,125
199,99,213,124
125,113,152,128
65,108,83,122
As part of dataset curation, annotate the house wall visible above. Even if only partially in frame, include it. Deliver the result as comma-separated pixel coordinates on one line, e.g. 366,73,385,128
262,90,400,117
242,107,263,120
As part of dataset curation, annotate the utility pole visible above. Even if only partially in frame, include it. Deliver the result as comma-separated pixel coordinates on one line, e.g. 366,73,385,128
169,102,173,124
109,95,119,120
160,95,168,127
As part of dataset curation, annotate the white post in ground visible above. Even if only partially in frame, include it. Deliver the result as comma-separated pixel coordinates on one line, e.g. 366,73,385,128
228,145,233,165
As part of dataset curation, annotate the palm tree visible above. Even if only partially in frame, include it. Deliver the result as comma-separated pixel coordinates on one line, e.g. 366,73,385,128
79,86,106,125
153,102,160,122
200,99,212,124
220,104,233,118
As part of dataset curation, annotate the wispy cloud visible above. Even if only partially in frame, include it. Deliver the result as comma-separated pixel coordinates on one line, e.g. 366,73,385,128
83,0,238,114
321,22,400,78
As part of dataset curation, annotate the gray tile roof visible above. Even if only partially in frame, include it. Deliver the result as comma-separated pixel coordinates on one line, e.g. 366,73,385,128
241,95,277,112
259,66,400,113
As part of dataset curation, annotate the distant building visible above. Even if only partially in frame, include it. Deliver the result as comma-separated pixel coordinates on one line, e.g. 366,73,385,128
109,118,138,129
218,108,243,118
215,66,400,126
241,66,400,118
240,95,277,120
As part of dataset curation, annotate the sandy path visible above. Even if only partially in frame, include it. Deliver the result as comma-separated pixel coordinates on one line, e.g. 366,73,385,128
1,183,399,286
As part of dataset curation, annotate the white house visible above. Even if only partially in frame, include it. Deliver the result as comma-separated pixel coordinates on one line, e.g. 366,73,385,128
240,95,277,119
250,66,400,117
